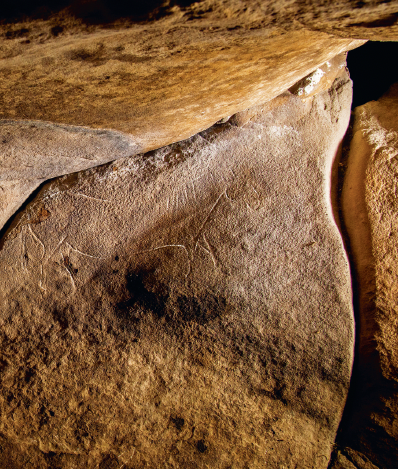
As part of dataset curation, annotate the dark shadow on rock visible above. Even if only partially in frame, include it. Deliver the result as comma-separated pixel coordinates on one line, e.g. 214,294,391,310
329,112,398,469
347,41,398,108
0,0,197,24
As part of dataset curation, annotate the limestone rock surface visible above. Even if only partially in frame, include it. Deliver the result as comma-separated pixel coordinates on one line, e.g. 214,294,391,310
0,121,139,231
0,1,369,157
0,20,361,148
338,84,398,468
0,66,354,468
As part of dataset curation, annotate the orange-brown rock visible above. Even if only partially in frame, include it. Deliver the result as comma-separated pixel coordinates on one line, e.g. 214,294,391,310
2,0,397,166
0,21,361,149
0,67,354,468
337,84,398,469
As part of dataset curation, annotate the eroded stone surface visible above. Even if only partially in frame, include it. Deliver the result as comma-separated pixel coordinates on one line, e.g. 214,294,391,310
0,53,350,233
289,53,347,100
330,449,380,469
338,83,398,469
0,23,361,147
0,68,354,468
0,1,367,157
0,121,139,230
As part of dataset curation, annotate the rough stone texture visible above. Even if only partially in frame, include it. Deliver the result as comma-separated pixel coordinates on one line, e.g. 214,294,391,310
0,121,138,231
2,1,398,41
331,448,380,469
288,0,398,40
0,0,376,159
339,84,398,469
0,19,361,147
289,53,347,100
0,68,354,468
0,53,347,233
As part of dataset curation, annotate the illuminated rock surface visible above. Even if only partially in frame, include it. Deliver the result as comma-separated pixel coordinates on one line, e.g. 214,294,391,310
1,2,398,468
0,68,353,468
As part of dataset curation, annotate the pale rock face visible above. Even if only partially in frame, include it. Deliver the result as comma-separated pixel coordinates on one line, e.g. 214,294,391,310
0,121,139,231
0,67,354,468
339,84,398,469
289,53,347,100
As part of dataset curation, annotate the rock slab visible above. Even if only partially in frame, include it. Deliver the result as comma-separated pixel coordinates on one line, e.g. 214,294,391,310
0,67,354,468
0,3,363,150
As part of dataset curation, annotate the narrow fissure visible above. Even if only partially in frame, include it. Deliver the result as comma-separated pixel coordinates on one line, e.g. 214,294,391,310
328,41,398,468
328,114,366,467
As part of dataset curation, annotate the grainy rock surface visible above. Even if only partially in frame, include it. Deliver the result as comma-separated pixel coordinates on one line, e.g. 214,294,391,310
0,1,370,156
0,121,139,230
331,447,380,469
0,68,354,468
0,20,361,148
337,84,398,469
0,53,347,233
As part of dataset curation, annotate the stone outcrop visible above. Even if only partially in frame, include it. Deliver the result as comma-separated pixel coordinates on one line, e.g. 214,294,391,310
0,52,348,233
2,2,398,468
0,18,362,148
0,65,354,468
336,83,398,468
0,3,367,228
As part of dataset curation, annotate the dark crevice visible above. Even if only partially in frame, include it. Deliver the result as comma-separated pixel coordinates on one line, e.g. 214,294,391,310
328,114,364,467
329,114,383,467
347,41,398,108
329,103,396,469
0,178,53,251
329,40,398,469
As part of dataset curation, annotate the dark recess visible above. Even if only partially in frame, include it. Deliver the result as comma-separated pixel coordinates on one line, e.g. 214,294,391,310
0,0,197,24
347,41,398,108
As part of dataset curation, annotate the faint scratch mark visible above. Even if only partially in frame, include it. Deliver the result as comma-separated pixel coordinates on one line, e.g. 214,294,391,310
197,233,217,268
38,264,45,291
199,133,211,144
21,226,28,271
61,252,76,294
119,448,135,469
72,192,111,203
44,235,67,265
37,235,67,292
21,225,46,272
65,241,104,259
191,180,197,201
28,225,45,259
225,188,233,201
194,189,227,248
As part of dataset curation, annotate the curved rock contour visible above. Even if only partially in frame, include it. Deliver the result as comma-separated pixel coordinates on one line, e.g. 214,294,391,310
336,83,398,469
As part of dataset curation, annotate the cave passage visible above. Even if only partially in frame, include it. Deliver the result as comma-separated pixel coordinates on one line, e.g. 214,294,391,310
347,41,398,108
